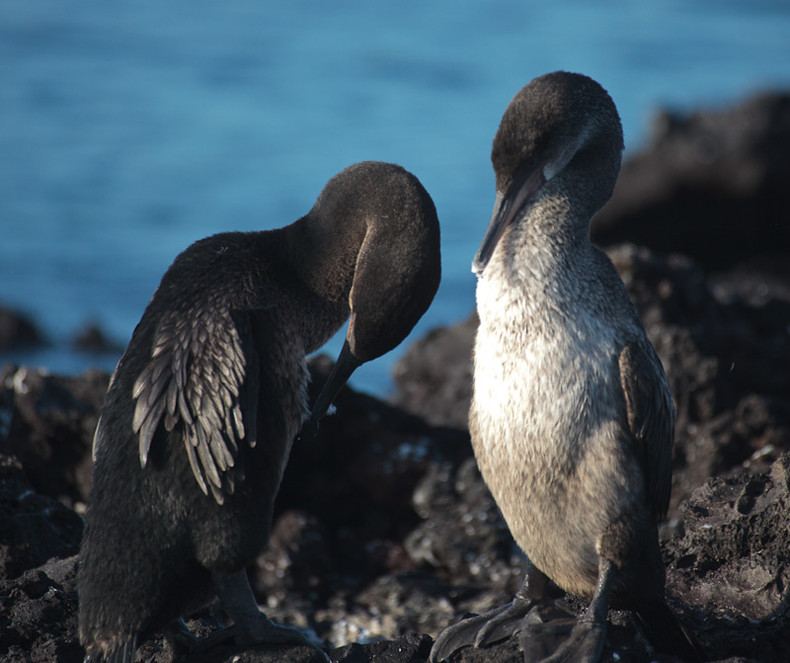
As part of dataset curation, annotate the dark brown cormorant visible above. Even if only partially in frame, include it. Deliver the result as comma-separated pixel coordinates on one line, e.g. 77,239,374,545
78,161,441,662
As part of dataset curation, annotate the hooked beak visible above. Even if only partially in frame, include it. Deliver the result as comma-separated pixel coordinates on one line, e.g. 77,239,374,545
472,167,546,276
297,339,361,443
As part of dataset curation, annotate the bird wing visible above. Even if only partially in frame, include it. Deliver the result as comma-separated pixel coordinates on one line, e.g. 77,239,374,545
131,307,258,505
618,340,675,520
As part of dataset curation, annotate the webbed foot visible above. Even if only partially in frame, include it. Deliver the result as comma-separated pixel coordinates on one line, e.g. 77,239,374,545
429,596,537,662
430,565,572,662
210,569,330,662
242,613,323,650
178,620,329,662
518,556,615,663
518,615,604,663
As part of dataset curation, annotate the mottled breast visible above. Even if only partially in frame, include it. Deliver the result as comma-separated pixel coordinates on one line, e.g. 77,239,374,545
470,256,645,596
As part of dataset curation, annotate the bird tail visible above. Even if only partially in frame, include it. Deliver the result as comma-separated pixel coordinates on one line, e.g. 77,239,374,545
83,634,138,663
635,600,706,662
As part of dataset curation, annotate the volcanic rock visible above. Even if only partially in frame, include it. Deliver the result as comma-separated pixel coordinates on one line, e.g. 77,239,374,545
0,455,83,581
591,91,790,271
0,365,108,506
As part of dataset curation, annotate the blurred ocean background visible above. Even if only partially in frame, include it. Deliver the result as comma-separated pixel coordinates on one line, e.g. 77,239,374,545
2,0,790,396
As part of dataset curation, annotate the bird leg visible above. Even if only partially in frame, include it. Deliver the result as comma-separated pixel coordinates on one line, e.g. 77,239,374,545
430,564,567,663
520,556,614,663
210,570,330,661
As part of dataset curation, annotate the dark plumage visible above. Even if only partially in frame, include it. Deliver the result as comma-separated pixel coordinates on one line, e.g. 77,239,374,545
430,73,704,663
78,161,441,662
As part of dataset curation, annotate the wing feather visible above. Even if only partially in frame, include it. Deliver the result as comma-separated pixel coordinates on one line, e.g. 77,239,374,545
618,340,675,520
131,307,257,504
231,404,245,441
137,396,167,466
195,425,222,489
184,435,207,495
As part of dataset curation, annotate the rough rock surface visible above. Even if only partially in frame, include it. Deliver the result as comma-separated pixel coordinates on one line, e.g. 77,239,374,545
0,364,108,507
0,456,82,581
2,90,790,662
391,314,477,430
591,91,790,271
663,455,790,662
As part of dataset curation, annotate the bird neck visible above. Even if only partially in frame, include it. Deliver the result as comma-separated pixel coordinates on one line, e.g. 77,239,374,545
476,208,600,344
284,213,365,303
269,213,367,353
499,186,592,279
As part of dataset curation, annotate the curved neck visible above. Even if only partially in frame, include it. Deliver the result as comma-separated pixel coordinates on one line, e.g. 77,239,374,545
285,212,367,304
271,213,367,353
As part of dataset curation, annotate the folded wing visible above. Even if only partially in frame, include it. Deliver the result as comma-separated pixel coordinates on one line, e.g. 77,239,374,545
618,340,675,520
132,308,257,505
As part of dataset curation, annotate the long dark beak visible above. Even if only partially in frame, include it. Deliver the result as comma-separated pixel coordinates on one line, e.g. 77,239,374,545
297,339,361,443
472,168,546,275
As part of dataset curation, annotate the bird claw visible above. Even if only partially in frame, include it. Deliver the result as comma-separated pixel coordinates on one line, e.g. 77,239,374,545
172,617,329,663
519,617,605,663
242,616,330,662
429,597,537,662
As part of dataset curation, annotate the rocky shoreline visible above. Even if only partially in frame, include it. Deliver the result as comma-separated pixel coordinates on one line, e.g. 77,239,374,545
2,90,790,662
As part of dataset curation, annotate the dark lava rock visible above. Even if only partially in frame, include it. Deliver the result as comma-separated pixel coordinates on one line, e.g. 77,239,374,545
0,365,108,506
0,306,45,350
391,314,476,430
331,632,433,663
664,453,790,662
608,245,790,515
282,355,471,535
250,356,473,645
186,638,336,663
0,556,82,663
190,631,434,663
0,455,83,581
405,458,524,603
592,91,790,271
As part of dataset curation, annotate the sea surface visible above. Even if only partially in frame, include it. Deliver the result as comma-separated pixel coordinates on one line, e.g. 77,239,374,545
2,0,790,396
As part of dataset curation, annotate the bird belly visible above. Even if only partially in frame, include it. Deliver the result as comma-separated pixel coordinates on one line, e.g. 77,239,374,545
471,299,641,598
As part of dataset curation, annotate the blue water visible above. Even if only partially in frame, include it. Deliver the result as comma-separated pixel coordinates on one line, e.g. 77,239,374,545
2,1,790,395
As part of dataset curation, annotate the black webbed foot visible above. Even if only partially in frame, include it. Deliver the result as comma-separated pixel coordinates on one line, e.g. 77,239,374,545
518,557,615,663
429,565,569,662
209,569,330,662
176,619,330,663
519,615,604,663
430,599,581,663
429,597,536,662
